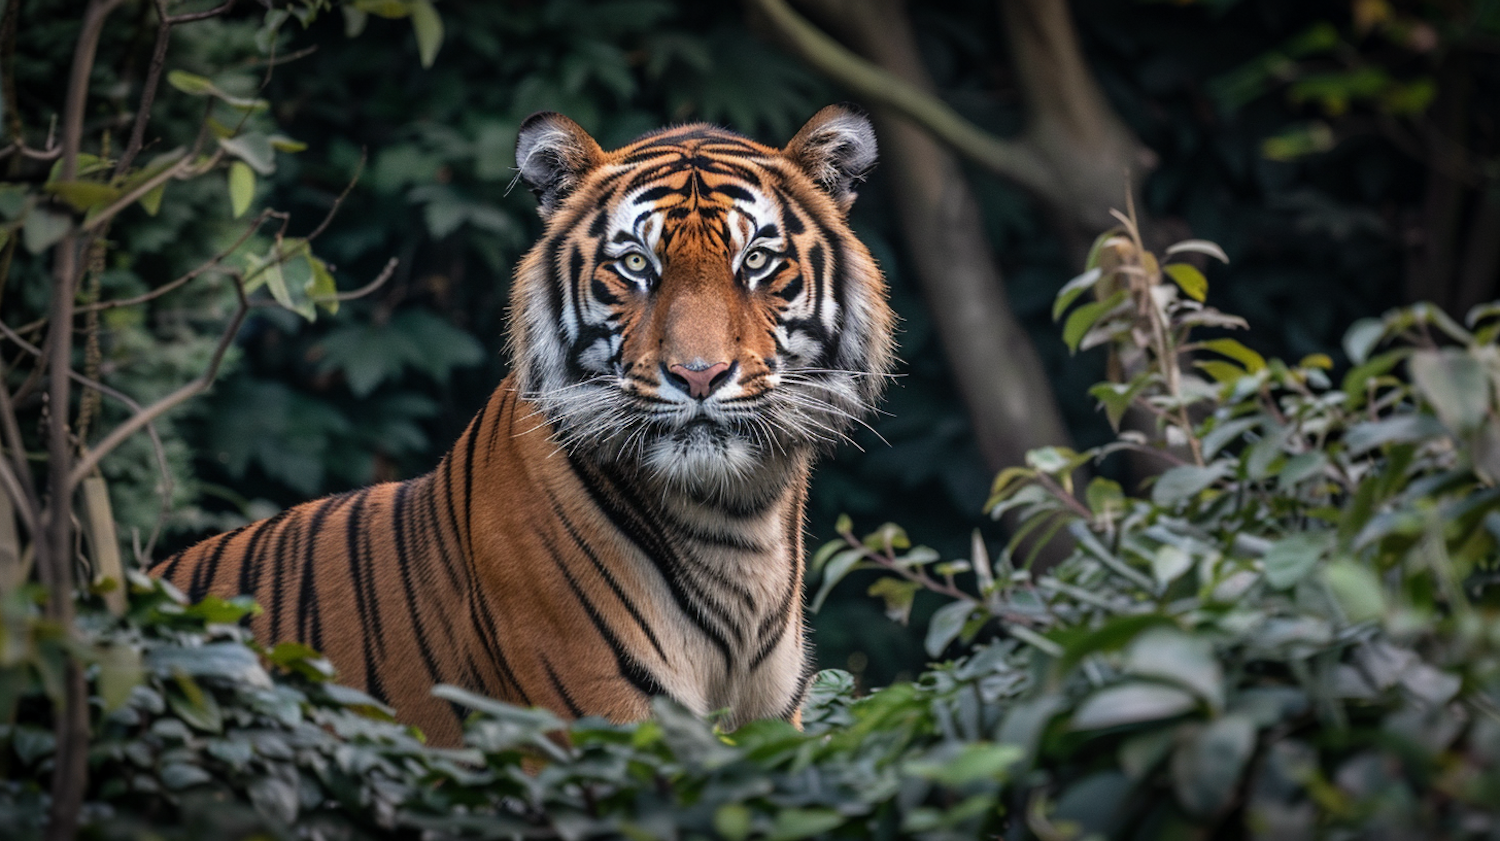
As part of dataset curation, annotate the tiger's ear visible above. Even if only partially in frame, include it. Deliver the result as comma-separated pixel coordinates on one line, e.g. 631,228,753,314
515,112,604,219
783,104,877,213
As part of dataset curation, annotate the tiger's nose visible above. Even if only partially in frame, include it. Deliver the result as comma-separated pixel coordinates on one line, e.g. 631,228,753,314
664,361,735,400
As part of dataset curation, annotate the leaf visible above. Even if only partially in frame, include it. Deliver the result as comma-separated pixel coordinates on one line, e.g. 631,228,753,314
218,132,276,175
714,804,752,841
166,69,216,95
1323,558,1385,623
160,762,214,790
1086,476,1126,524
1163,263,1208,302
1344,415,1446,454
1409,349,1491,433
1152,544,1193,588
1171,715,1256,816
867,577,922,624
1165,239,1229,263
1063,289,1128,353
1151,462,1231,506
1072,682,1198,730
228,161,255,218
309,256,339,316
1343,317,1386,364
1124,628,1224,710
1262,532,1328,590
906,742,1024,786
97,644,144,713
1053,267,1103,321
768,808,844,841
924,600,974,658
139,182,167,215
809,548,864,613
1200,338,1266,373
408,0,444,68
44,180,120,212
22,208,71,254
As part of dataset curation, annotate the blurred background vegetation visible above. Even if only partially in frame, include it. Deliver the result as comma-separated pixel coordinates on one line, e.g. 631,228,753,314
8,0,1497,690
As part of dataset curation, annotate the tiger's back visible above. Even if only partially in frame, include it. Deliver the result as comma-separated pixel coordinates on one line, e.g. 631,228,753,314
155,106,893,744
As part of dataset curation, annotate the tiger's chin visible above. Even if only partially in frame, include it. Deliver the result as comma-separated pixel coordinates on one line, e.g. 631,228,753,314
640,422,764,493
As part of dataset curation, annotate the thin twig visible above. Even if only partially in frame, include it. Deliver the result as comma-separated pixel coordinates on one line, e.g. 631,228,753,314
68,280,248,489
165,0,237,25
0,318,173,514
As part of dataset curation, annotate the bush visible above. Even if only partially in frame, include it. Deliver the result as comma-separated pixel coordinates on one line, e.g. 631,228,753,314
7,207,1500,839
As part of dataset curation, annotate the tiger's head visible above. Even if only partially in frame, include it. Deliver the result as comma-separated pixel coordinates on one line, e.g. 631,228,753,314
508,106,895,495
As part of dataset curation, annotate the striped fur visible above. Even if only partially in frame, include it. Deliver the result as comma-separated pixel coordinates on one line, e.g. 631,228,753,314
153,106,895,745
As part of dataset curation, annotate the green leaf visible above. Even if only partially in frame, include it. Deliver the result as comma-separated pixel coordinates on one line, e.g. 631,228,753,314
1163,263,1207,302
139,182,167,215
924,599,974,658
1152,544,1193,588
228,161,255,219
906,742,1024,786
1200,338,1266,373
1086,476,1125,523
1152,462,1230,506
1323,558,1385,623
714,804,753,841
97,644,144,713
218,132,276,175
1171,715,1256,816
22,208,71,253
44,180,120,212
1053,267,1102,321
1062,289,1128,353
166,69,216,95
182,594,262,623
1073,682,1198,730
1409,349,1491,433
867,577,922,624
1343,317,1386,364
768,808,844,841
309,256,339,316
1089,379,1147,431
1344,415,1446,454
408,0,444,68
1261,533,1327,590
809,548,864,613
1124,628,1224,710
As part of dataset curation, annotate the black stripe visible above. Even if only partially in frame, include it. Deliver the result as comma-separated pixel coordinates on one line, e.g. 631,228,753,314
298,492,355,654
236,508,293,600
267,510,303,642
391,480,446,686
459,394,493,556
341,488,389,702
547,490,668,662
568,456,735,662
420,471,466,593
541,530,665,701
189,524,250,600
541,656,585,718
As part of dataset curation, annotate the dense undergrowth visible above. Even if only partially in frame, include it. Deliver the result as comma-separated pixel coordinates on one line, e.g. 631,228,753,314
6,217,1500,839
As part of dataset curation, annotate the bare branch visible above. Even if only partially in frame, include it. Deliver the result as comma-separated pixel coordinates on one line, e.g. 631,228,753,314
165,0,237,25
323,257,399,303
69,282,248,489
0,318,173,514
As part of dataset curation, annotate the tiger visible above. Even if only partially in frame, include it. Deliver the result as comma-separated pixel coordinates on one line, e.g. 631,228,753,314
151,105,895,746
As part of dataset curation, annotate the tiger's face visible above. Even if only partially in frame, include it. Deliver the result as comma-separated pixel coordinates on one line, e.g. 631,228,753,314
509,106,894,494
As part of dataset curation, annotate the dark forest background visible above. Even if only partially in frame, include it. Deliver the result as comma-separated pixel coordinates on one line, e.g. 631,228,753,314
10,0,1495,688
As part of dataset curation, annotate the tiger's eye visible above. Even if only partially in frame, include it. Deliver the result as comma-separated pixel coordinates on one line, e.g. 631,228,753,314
623,252,649,273
743,249,769,271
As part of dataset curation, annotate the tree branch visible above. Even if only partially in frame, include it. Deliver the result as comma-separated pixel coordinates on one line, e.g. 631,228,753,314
746,0,1058,199
68,282,248,490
